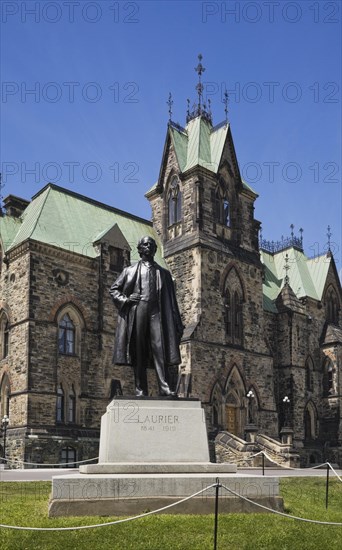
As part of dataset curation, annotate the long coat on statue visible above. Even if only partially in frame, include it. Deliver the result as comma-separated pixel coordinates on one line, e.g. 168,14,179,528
110,261,184,367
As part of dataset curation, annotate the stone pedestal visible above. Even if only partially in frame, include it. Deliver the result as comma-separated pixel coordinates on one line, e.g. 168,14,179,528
244,424,258,443
49,472,283,516
96,397,210,464
280,427,294,446
49,398,283,516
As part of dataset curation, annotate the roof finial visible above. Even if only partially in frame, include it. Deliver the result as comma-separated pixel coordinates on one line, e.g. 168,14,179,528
327,225,332,253
290,223,294,239
223,88,229,123
167,92,173,122
299,227,304,245
195,53,205,115
284,253,290,286
186,55,212,124
186,98,190,119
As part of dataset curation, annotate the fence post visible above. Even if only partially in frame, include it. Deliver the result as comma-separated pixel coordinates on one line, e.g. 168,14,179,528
325,463,330,509
213,477,221,550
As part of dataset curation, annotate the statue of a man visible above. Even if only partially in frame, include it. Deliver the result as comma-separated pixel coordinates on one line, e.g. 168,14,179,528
110,236,184,397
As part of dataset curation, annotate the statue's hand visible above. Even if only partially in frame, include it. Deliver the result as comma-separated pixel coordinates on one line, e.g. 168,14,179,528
128,293,141,304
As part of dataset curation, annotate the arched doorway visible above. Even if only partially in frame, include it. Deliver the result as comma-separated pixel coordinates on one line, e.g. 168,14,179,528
224,366,246,437
225,391,241,435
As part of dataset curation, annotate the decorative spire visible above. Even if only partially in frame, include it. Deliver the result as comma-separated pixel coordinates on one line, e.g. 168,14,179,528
195,53,205,114
290,223,294,239
186,54,212,124
284,253,290,285
327,225,332,253
186,98,190,119
167,92,173,122
223,88,229,123
208,98,212,120
299,227,304,245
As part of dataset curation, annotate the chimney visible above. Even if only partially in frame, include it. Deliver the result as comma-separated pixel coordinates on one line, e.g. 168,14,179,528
3,195,30,217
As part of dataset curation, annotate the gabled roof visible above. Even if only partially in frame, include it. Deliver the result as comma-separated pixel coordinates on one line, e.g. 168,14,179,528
153,116,257,198
275,283,305,314
4,184,165,265
169,118,227,173
262,247,332,313
321,323,342,345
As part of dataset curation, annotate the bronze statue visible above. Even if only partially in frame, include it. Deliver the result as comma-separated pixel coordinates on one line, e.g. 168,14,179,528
110,236,184,397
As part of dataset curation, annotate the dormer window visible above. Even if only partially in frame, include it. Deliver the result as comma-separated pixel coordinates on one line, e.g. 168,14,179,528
109,246,124,271
168,177,182,226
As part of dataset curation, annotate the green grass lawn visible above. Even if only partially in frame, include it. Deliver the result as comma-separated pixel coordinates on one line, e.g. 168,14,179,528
0,478,341,549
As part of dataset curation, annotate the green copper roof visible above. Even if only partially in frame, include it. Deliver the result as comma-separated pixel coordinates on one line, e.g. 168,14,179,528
210,123,229,172
241,179,258,195
6,184,165,265
261,248,331,312
169,118,229,174
167,118,257,197
0,215,22,251
169,125,188,172
306,255,331,299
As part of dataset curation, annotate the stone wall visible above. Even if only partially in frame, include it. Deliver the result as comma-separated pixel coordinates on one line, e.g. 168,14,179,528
0,236,132,464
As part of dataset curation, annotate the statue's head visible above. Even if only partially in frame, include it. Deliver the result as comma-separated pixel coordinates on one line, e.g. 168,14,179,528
137,236,157,260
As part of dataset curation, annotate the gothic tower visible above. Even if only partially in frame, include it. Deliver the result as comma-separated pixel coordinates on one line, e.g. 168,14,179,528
146,57,279,438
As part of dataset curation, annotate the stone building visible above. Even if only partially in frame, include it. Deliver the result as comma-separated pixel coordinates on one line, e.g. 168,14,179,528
0,80,341,467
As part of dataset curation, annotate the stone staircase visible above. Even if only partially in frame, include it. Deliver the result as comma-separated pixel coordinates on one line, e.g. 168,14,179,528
215,431,300,468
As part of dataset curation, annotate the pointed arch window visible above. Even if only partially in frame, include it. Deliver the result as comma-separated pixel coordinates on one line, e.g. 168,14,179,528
58,313,75,355
323,359,334,396
215,184,230,226
0,312,9,359
223,269,244,345
4,320,9,358
325,286,339,325
56,304,84,357
0,374,10,419
168,177,182,226
234,291,243,340
68,386,76,423
56,384,65,422
224,290,232,337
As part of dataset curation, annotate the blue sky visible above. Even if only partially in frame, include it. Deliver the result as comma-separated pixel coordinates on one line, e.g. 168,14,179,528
1,0,341,272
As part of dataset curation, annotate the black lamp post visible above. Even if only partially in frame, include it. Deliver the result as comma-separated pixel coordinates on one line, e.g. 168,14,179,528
2,415,9,463
247,389,255,424
283,396,290,427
